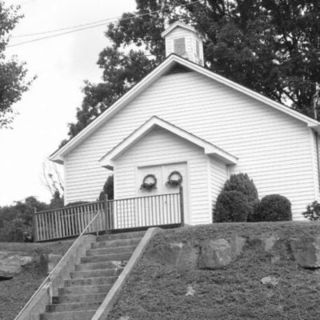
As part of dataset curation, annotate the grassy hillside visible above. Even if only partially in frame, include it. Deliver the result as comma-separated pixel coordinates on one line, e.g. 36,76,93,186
109,222,320,320
0,240,72,320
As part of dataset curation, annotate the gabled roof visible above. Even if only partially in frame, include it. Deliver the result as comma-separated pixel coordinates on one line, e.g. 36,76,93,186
50,54,320,164
99,116,238,169
161,21,201,38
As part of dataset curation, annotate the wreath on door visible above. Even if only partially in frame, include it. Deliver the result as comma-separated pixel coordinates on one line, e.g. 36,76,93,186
140,174,157,191
166,171,183,187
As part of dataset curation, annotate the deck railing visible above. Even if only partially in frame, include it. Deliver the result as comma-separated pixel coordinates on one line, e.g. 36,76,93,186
34,188,184,242
33,202,105,241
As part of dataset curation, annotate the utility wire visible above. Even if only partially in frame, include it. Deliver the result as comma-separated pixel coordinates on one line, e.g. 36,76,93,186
8,0,202,48
13,18,119,38
8,23,108,47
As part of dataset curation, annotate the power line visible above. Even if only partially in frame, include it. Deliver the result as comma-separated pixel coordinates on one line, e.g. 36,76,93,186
13,18,118,39
8,0,202,48
8,23,108,47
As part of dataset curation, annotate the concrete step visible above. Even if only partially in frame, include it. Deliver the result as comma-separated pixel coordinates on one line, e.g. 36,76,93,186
54,292,106,304
81,252,132,263
70,268,122,279
75,261,116,271
86,244,136,256
40,309,95,320
91,237,141,249
64,276,117,287
98,230,145,241
59,284,111,295
46,301,100,312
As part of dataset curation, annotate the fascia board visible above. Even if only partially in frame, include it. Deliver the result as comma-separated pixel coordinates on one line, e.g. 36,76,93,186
172,56,319,127
49,56,178,163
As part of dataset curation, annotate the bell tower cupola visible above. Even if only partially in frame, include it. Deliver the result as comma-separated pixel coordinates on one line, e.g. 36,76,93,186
161,21,204,66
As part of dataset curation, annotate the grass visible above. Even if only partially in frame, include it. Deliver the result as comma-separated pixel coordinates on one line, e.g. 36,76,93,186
0,240,73,320
108,222,320,320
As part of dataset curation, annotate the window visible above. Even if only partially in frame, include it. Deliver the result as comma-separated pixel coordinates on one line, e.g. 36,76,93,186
174,38,186,55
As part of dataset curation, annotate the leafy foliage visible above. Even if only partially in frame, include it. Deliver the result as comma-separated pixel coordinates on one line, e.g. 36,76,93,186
0,2,32,127
0,218,26,242
303,201,320,221
254,194,292,221
61,0,320,145
0,196,56,242
214,190,251,222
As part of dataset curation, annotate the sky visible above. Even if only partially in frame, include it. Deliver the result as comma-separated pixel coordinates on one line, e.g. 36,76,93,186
0,0,136,206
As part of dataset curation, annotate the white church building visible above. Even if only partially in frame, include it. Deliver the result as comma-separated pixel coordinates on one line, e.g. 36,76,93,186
50,22,320,224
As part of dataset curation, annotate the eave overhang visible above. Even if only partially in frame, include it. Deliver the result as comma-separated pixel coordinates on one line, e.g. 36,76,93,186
50,54,320,164
99,116,238,169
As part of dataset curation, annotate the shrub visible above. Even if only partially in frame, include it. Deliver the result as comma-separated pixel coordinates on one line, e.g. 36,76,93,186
0,218,27,242
214,190,251,222
247,199,261,222
99,175,114,201
303,201,320,221
255,194,292,221
222,173,258,203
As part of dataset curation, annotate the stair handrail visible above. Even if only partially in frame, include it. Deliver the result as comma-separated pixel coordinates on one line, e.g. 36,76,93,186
14,210,102,320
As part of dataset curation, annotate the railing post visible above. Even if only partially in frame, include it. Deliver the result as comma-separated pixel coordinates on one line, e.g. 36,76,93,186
104,194,109,232
179,186,184,226
32,208,38,242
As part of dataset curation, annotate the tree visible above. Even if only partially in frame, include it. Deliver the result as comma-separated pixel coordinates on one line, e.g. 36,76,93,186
0,2,32,128
41,160,64,197
61,0,320,145
0,196,48,242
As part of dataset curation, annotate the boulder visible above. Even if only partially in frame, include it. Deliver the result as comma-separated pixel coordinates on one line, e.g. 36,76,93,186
290,236,320,269
0,251,33,277
185,285,195,296
230,235,246,258
263,235,285,263
146,241,199,271
261,276,279,286
145,242,183,266
198,239,232,269
263,235,280,252
176,243,199,271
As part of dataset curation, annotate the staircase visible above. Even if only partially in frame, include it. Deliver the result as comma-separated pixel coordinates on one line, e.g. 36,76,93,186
40,231,145,320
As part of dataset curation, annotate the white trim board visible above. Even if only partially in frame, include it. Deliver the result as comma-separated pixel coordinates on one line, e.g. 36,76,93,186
99,116,238,168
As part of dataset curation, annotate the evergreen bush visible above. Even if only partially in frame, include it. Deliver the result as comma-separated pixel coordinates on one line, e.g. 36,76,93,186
99,175,114,201
222,173,258,203
255,194,292,221
214,190,251,222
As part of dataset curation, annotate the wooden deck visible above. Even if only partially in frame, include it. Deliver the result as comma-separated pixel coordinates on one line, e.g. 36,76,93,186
33,189,184,241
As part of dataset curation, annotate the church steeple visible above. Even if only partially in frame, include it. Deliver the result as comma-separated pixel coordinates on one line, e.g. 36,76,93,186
161,22,204,66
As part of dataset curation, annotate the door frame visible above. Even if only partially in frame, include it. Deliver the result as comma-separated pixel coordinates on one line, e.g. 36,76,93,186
135,161,190,224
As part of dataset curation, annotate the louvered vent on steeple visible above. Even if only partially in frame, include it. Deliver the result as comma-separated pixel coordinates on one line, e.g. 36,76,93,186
161,21,204,66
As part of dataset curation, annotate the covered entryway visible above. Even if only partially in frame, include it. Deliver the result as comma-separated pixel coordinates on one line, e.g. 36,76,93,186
99,116,238,227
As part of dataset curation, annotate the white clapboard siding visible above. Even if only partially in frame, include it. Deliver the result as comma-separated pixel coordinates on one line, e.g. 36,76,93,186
210,158,228,217
64,70,316,220
114,127,210,225
311,131,320,200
